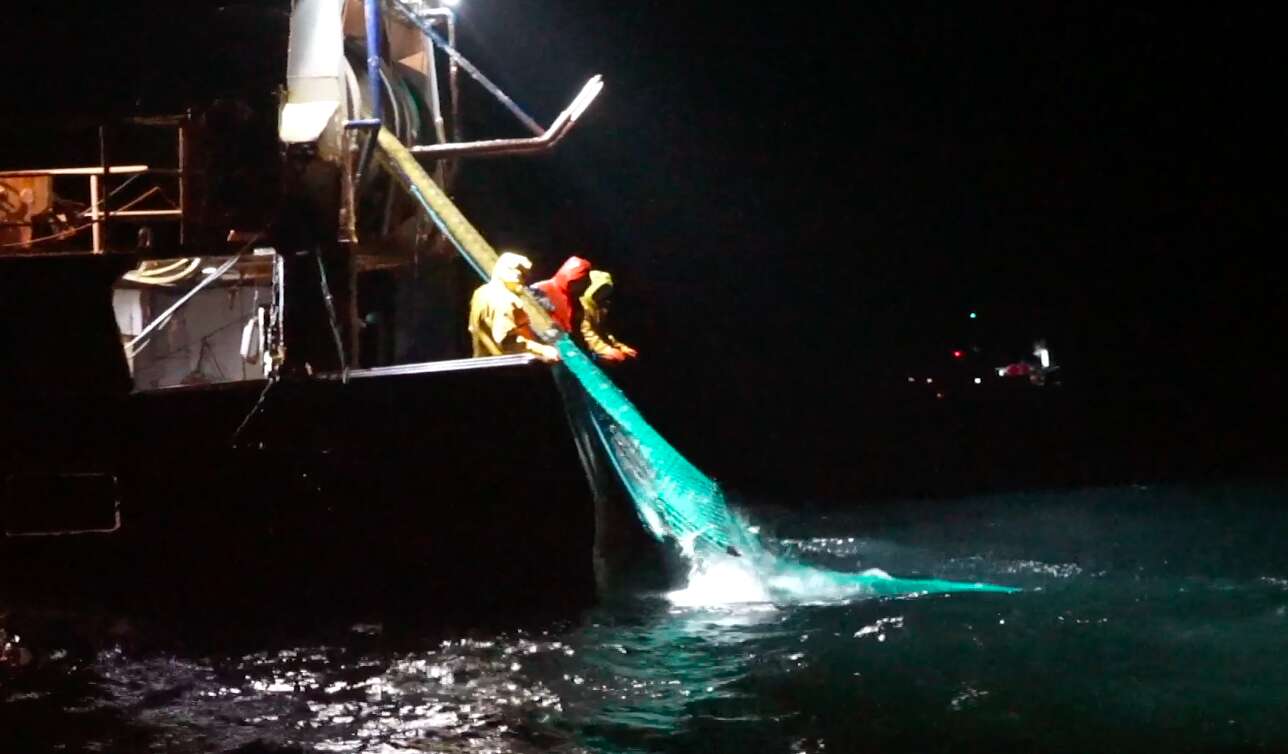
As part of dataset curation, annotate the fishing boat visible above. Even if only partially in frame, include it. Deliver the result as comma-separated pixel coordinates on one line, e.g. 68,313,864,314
0,0,634,619
2,1,1027,621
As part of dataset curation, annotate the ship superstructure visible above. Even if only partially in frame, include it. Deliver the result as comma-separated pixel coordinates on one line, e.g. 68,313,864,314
0,0,617,616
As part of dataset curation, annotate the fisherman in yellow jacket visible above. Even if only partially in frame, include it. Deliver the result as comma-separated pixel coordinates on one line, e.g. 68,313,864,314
468,252,559,362
577,270,638,363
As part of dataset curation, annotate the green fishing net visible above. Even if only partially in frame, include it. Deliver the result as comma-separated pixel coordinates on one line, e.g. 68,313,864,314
554,337,1017,599
554,337,753,559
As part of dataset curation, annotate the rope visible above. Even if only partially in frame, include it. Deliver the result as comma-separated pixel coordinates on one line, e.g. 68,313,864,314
230,373,278,448
122,257,203,285
314,250,349,382
420,26,545,136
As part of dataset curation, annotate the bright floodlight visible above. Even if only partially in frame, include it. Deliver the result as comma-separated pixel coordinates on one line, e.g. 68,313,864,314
201,266,218,275
567,75,605,121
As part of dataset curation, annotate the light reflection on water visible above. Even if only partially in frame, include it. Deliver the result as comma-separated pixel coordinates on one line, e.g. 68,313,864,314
4,482,1288,753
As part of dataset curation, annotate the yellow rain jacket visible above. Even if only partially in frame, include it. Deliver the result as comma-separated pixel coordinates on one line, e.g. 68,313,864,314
577,270,635,359
468,252,543,357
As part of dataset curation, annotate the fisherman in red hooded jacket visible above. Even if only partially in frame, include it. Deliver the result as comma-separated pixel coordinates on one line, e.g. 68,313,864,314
530,255,592,331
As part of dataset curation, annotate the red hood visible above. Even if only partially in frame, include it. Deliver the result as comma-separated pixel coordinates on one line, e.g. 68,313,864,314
533,256,592,331
551,256,591,289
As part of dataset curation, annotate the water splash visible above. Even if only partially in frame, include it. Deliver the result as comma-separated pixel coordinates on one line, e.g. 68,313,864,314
555,337,1018,605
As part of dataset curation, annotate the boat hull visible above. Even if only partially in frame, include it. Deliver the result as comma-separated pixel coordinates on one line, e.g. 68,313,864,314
2,366,601,623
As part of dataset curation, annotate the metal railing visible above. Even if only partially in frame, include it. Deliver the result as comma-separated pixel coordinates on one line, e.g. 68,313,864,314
0,122,185,254
0,165,181,253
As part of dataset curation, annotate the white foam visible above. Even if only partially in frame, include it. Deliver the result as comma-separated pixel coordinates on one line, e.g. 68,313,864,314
665,556,770,607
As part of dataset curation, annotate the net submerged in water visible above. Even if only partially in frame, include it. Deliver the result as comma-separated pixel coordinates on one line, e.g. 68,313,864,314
555,338,1018,603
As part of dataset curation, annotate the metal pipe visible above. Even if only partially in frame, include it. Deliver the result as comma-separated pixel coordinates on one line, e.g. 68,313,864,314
321,353,535,381
423,29,447,145
377,62,406,143
440,7,460,183
269,251,285,378
178,114,187,245
409,75,602,160
423,30,448,185
424,7,461,143
0,165,149,177
421,6,458,183
344,118,383,185
87,209,183,218
98,126,109,253
89,175,101,252
421,23,542,136
409,128,567,160
364,0,385,122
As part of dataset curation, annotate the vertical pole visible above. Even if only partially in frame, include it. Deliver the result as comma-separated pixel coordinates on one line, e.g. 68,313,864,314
445,11,459,142
98,125,109,253
424,29,448,186
178,114,187,246
444,10,460,185
270,250,285,378
423,31,447,144
364,0,385,122
89,174,102,253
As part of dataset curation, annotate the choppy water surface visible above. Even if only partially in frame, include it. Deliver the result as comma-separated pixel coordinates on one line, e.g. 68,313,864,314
4,482,1288,752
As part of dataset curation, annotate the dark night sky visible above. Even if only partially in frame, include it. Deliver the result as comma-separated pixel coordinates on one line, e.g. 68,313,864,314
4,2,1284,492
443,3,1286,471
441,3,1283,361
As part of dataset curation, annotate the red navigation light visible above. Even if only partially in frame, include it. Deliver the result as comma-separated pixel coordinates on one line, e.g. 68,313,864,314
952,350,964,359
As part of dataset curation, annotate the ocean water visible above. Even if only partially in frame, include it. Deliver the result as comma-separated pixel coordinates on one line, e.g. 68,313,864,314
3,481,1287,753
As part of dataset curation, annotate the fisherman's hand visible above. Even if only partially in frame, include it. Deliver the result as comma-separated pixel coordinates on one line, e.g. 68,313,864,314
532,343,561,363
599,349,627,363
618,344,639,358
